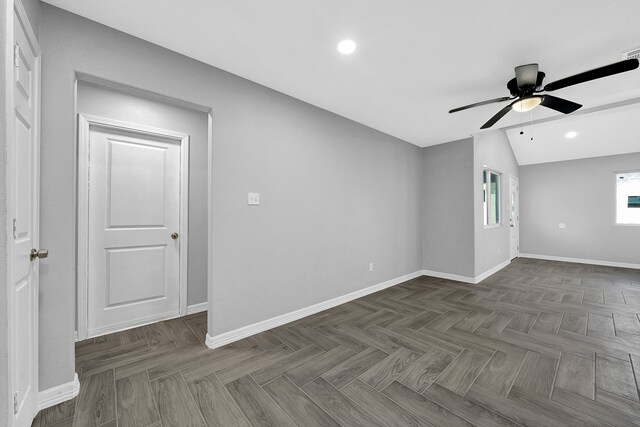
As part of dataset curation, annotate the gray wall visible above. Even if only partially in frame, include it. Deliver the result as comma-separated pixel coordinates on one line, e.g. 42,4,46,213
520,152,640,264
39,4,423,390
473,130,519,276
77,81,208,307
420,131,519,279
422,138,475,277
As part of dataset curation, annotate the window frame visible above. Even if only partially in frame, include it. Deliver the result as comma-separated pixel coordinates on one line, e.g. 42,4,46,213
483,167,502,229
614,169,640,227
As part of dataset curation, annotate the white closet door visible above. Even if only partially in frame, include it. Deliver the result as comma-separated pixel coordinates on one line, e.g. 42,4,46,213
87,125,182,337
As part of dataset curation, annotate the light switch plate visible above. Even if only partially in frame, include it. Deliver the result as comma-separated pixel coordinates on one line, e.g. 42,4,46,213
248,192,260,206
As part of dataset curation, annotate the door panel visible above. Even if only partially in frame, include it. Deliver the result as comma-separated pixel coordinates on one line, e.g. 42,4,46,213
108,140,167,226
106,246,167,307
87,126,181,336
14,45,31,100
15,279,32,403
15,117,32,239
10,5,40,426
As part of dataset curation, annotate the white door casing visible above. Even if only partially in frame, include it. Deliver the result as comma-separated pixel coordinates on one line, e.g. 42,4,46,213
509,175,519,260
6,1,41,425
77,115,189,339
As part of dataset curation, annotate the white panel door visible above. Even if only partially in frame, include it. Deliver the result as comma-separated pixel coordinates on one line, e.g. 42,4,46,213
87,125,182,337
9,4,40,426
509,176,519,260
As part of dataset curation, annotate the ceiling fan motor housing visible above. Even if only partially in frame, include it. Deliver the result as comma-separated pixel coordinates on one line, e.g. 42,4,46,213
507,71,545,97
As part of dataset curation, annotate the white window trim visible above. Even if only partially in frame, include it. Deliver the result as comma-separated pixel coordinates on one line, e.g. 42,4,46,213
614,169,640,227
483,167,502,229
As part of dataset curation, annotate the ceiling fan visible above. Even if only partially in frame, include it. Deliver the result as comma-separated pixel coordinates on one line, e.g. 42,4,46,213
449,58,639,129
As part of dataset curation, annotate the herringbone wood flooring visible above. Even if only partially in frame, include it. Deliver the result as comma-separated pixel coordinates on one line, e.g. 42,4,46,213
33,258,640,426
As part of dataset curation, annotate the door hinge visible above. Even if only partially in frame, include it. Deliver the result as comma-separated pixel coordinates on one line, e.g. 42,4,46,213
14,45,19,68
12,218,17,239
13,392,18,414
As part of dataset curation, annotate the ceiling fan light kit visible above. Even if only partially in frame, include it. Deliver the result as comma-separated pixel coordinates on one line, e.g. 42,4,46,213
512,96,542,112
449,58,640,129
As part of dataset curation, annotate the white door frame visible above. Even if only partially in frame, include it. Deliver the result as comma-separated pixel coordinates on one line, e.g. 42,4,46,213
77,114,190,340
5,0,41,425
509,175,519,259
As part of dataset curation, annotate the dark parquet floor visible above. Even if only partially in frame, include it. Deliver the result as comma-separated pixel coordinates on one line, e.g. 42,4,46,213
33,258,640,426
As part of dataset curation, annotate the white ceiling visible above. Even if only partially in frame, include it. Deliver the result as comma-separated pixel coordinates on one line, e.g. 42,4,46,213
43,0,640,157
507,102,640,165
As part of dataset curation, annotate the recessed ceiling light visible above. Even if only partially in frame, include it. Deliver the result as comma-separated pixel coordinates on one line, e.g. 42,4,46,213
565,131,578,139
337,39,356,55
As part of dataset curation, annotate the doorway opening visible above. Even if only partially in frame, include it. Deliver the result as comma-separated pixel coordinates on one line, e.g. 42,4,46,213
75,78,211,341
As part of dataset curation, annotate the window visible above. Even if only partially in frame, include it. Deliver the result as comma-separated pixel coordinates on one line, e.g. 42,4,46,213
483,169,501,227
616,171,640,225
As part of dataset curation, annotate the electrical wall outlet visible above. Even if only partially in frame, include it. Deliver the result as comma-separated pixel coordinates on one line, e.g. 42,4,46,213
248,192,260,206
369,263,374,272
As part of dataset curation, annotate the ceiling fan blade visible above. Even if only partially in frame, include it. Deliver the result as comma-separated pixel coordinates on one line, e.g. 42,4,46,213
540,95,582,114
449,96,512,113
480,103,514,129
515,63,539,88
543,58,639,92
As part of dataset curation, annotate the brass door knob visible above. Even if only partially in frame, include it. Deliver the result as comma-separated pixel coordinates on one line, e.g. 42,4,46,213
30,248,48,261
171,232,179,240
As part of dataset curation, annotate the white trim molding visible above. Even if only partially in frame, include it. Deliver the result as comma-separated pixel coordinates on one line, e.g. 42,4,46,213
206,271,424,349
422,259,511,285
38,373,80,411
206,111,214,350
187,302,208,315
519,253,640,270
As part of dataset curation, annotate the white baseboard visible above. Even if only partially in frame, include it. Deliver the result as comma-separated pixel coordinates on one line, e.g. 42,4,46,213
519,253,640,270
205,270,424,349
421,269,476,284
474,259,512,283
422,259,511,285
187,302,208,315
38,373,80,411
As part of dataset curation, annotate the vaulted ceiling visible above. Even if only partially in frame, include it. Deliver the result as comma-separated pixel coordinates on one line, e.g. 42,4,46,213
507,102,640,165
43,0,640,163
